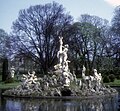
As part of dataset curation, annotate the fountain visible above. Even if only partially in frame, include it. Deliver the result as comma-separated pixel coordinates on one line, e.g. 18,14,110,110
3,37,118,98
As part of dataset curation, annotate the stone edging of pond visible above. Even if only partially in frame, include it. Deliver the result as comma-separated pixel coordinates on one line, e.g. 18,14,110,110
2,92,118,100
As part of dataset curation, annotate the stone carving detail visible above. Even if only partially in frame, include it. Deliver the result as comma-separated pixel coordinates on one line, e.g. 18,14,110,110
3,37,117,97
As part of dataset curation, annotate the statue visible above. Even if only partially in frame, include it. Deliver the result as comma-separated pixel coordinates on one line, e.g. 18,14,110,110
57,37,64,65
82,65,86,78
59,37,63,53
10,66,15,78
93,69,102,90
62,44,69,62
62,71,70,87
93,69,102,82
56,37,72,87
57,37,70,71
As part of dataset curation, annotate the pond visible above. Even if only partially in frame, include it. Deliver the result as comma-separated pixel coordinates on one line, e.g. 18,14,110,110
0,87,119,111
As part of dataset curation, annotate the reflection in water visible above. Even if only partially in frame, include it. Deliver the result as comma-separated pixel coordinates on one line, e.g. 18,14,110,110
6,100,22,111
0,96,118,111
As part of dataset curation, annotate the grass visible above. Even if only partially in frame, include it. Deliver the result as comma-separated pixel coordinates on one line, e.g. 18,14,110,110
0,82,20,89
105,79,120,86
0,75,20,89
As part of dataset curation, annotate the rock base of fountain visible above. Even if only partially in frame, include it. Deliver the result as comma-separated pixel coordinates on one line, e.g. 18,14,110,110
3,68,117,98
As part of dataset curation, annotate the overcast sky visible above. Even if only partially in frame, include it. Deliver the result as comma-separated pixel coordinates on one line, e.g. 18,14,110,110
0,0,119,33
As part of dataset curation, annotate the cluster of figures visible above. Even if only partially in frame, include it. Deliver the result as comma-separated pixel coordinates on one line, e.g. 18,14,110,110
55,37,103,90
52,37,117,95
80,65,103,92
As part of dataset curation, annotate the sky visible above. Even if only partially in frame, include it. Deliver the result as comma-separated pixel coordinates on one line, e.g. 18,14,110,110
0,0,119,34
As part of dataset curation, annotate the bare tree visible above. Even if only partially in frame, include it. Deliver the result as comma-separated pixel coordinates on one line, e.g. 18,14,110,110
111,6,120,67
11,2,73,74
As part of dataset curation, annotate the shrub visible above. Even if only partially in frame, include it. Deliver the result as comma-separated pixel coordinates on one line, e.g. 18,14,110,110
116,75,120,80
2,58,9,81
109,74,115,82
103,76,110,83
5,77,14,83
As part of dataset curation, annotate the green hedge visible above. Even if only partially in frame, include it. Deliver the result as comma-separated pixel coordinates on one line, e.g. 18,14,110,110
103,76,110,83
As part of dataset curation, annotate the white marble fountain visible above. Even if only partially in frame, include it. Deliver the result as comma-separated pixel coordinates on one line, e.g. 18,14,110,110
3,37,117,98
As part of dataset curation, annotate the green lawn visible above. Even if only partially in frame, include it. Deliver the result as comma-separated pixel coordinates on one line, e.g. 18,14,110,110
105,79,120,86
0,75,20,89
0,82,20,89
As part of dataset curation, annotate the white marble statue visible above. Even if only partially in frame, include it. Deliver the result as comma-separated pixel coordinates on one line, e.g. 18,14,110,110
57,37,64,65
82,65,90,80
57,37,69,70
93,69,102,87
63,60,70,72
62,71,70,87
10,66,15,78
55,37,72,87
62,44,69,63
82,66,95,89
21,71,39,86
93,69,102,81
82,65,86,77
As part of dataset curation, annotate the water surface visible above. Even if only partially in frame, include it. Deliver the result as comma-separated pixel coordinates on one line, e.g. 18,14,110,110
0,95,118,111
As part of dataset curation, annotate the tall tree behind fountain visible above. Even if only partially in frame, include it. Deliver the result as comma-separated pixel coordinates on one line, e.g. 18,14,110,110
2,58,8,81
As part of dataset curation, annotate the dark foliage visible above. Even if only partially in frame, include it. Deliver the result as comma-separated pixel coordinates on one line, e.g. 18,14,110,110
103,76,110,83
2,58,9,81
109,74,115,82
5,77,14,83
